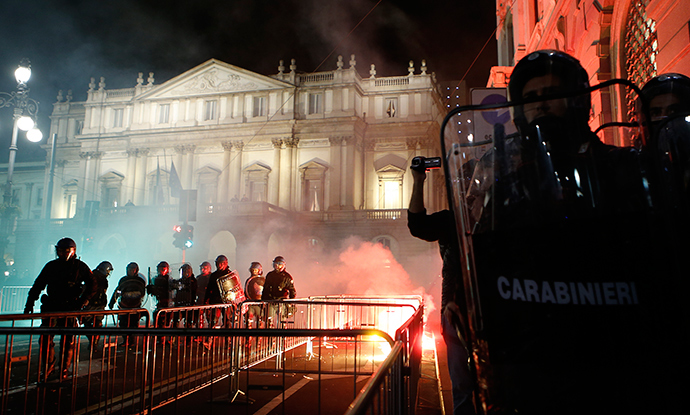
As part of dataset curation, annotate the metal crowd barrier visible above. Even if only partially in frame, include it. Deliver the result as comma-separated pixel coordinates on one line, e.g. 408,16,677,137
0,286,31,313
0,309,150,415
1,297,425,415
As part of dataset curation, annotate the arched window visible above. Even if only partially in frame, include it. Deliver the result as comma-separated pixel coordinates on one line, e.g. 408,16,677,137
375,236,391,249
624,0,658,121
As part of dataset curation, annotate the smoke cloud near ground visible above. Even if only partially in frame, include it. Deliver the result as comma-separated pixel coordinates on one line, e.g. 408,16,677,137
247,234,441,321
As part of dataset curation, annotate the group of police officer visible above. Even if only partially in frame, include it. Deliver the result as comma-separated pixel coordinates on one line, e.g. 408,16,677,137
23,236,296,379
411,50,690,415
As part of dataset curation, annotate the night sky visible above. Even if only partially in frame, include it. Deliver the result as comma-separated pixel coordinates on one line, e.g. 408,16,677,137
0,0,497,162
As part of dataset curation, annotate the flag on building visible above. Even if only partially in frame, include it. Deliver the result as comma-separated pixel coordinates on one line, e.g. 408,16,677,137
155,158,164,204
169,161,183,198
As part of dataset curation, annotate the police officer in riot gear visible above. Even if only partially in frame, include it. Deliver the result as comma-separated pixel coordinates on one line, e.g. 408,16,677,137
262,256,296,327
82,261,113,347
109,262,146,346
261,256,295,301
476,50,646,225
245,262,265,328
409,164,473,415
173,263,197,307
204,255,231,328
147,261,172,332
640,73,690,208
24,237,96,380
641,73,690,126
196,261,212,305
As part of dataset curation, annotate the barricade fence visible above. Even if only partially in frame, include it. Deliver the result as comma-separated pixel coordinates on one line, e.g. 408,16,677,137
0,286,31,313
1,297,424,415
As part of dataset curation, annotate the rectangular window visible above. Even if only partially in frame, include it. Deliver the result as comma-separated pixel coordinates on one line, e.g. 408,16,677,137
36,187,43,207
67,194,77,218
204,100,217,121
159,103,170,123
308,93,322,114
11,189,21,207
383,180,401,209
113,108,124,127
385,98,398,118
253,96,266,117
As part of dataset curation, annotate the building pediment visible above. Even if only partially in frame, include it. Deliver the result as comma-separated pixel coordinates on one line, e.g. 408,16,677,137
137,59,293,100
374,154,406,172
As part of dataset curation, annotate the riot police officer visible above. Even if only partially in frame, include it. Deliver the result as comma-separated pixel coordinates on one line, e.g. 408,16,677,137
24,237,96,380
245,262,265,328
82,261,113,348
109,262,147,346
262,256,296,327
147,261,172,329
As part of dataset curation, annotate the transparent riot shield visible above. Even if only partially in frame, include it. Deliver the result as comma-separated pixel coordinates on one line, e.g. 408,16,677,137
441,80,689,414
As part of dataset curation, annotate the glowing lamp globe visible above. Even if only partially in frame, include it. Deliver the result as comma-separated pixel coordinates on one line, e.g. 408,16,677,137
14,66,31,84
17,116,34,131
26,127,43,142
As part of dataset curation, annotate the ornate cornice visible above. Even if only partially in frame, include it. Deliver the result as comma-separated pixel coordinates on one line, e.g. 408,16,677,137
284,137,300,148
174,145,196,155
80,151,104,159
125,148,149,157
271,138,284,149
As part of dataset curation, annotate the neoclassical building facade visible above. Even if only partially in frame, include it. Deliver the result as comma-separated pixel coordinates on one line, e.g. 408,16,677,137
11,55,447,284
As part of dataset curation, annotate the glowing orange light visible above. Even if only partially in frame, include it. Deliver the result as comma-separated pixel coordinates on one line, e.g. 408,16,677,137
422,331,435,351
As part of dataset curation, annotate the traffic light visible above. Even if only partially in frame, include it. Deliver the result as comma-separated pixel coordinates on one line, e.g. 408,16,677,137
183,225,194,248
173,225,185,248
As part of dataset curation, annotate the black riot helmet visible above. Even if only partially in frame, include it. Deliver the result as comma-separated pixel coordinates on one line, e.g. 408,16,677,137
508,50,591,134
55,237,77,250
96,261,114,274
641,73,690,122
249,262,263,275
179,263,193,278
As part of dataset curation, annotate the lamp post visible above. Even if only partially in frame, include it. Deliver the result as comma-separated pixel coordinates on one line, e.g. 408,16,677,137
1,59,43,204
0,58,43,269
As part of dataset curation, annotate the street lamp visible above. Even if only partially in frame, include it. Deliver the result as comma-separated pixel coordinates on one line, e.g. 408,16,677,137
0,58,43,205
0,58,42,270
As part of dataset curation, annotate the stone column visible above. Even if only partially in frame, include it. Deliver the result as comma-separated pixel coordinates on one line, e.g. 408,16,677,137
328,137,343,209
284,137,299,210
362,139,375,209
134,148,149,205
230,141,244,200
78,151,98,209
220,141,233,202
269,139,282,205
124,149,138,203
341,136,355,209
174,145,195,189
278,137,291,208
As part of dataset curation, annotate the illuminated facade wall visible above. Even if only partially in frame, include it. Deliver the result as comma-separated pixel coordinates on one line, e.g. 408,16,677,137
491,0,690,143
47,56,444,216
